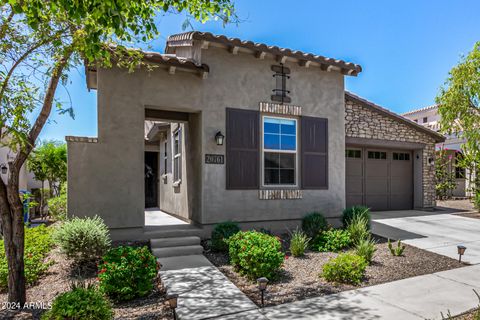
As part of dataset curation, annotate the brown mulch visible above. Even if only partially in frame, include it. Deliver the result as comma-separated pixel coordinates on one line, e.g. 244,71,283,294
205,240,466,307
0,248,173,320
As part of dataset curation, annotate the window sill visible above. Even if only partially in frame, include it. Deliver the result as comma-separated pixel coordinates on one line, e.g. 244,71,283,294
259,189,303,200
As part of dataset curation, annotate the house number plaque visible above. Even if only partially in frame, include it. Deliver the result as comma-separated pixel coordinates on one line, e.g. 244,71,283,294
205,154,224,164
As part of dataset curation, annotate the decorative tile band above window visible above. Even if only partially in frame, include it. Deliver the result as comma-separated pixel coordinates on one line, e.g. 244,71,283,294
259,189,303,200
259,102,301,116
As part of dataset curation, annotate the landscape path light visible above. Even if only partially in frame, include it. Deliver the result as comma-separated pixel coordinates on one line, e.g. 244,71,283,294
166,293,178,320
457,245,466,263
257,277,268,307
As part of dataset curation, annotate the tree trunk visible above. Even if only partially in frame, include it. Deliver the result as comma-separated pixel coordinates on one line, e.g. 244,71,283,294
0,48,73,304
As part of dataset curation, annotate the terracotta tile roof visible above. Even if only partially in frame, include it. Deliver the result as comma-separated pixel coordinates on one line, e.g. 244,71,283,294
402,105,438,116
141,52,209,72
345,92,445,142
166,31,362,76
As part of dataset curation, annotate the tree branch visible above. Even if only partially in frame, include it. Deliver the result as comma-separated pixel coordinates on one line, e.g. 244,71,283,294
8,47,73,201
0,8,15,40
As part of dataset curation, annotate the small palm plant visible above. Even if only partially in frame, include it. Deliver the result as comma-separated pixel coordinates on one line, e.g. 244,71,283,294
289,228,310,257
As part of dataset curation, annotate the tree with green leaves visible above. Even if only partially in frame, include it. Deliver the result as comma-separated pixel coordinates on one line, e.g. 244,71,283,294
1,0,235,304
27,141,67,215
436,42,480,197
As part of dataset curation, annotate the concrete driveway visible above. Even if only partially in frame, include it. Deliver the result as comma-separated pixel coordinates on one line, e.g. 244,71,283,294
372,210,480,264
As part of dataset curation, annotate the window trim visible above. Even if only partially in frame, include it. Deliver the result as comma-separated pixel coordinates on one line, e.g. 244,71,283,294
172,127,182,184
261,115,299,188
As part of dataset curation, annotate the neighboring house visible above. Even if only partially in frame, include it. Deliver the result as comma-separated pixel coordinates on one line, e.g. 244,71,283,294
403,105,475,197
67,32,444,240
0,146,28,191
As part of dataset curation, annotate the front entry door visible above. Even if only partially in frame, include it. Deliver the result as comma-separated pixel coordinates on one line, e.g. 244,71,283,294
145,152,159,208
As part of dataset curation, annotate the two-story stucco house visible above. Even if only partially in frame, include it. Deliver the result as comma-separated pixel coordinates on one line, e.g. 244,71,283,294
403,105,476,198
67,32,444,243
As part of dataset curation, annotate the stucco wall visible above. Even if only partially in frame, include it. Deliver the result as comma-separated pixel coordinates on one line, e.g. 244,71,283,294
68,45,347,233
158,123,190,220
345,100,437,208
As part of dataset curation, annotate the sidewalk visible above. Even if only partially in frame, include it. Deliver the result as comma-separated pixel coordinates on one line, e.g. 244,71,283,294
159,255,480,320
262,264,480,320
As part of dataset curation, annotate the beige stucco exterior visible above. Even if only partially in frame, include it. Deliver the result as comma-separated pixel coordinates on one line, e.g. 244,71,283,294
67,32,444,240
68,43,347,239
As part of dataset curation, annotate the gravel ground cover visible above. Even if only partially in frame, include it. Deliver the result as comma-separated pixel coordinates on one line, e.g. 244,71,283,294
0,248,173,320
205,238,465,307
453,309,480,320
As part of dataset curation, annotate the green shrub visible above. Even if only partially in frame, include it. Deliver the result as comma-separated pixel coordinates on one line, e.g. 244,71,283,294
301,212,328,239
47,185,67,221
342,206,371,229
98,246,158,302
474,190,480,211
211,221,240,252
354,238,377,264
53,216,111,264
388,239,405,256
289,228,310,257
0,225,53,290
314,229,351,252
229,231,284,280
321,253,367,285
347,214,370,245
42,283,113,320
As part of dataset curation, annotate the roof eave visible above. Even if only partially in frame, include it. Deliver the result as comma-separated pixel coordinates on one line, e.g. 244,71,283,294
166,31,362,76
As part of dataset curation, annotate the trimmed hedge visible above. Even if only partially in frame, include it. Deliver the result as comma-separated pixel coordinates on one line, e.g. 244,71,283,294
229,231,284,280
321,253,367,285
42,284,113,320
98,246,158,302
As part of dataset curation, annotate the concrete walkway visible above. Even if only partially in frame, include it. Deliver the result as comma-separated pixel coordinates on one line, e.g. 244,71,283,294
372,211,480,264
262,264,480,320
159,255,267,320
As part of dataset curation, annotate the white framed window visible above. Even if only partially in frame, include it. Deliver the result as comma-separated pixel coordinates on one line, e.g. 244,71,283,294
262,116,298,186
173,127,182,183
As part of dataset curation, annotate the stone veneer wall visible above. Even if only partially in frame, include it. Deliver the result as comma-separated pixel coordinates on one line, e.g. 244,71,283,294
345,100,437,208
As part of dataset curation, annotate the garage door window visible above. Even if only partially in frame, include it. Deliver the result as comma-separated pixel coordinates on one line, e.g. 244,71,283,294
393,152,410,161
346,149,361,158
368,151,386,160
263,116,297,186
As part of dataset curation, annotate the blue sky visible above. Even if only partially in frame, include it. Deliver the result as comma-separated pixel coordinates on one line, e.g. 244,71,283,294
40,0,480,140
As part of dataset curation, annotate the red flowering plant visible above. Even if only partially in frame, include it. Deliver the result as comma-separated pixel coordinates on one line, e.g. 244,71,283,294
228,231,284,280
97,246,158,301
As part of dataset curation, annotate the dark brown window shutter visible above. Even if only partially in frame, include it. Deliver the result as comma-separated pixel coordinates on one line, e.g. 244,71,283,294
301,116,328,189
226,108,260,189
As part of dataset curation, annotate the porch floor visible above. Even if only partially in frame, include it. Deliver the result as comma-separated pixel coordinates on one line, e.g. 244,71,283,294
145,208,188,226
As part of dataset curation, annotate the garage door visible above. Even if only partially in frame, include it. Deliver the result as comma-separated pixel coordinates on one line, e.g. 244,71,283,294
346,148,413,211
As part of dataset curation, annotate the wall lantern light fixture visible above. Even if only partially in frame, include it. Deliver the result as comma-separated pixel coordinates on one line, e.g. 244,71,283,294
215,131,225,146
0,163,7,175
428,157,434,166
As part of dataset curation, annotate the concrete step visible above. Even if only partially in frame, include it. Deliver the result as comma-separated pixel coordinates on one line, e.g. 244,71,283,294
152,245,204,258
151,236,201,248
144,227,204,239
